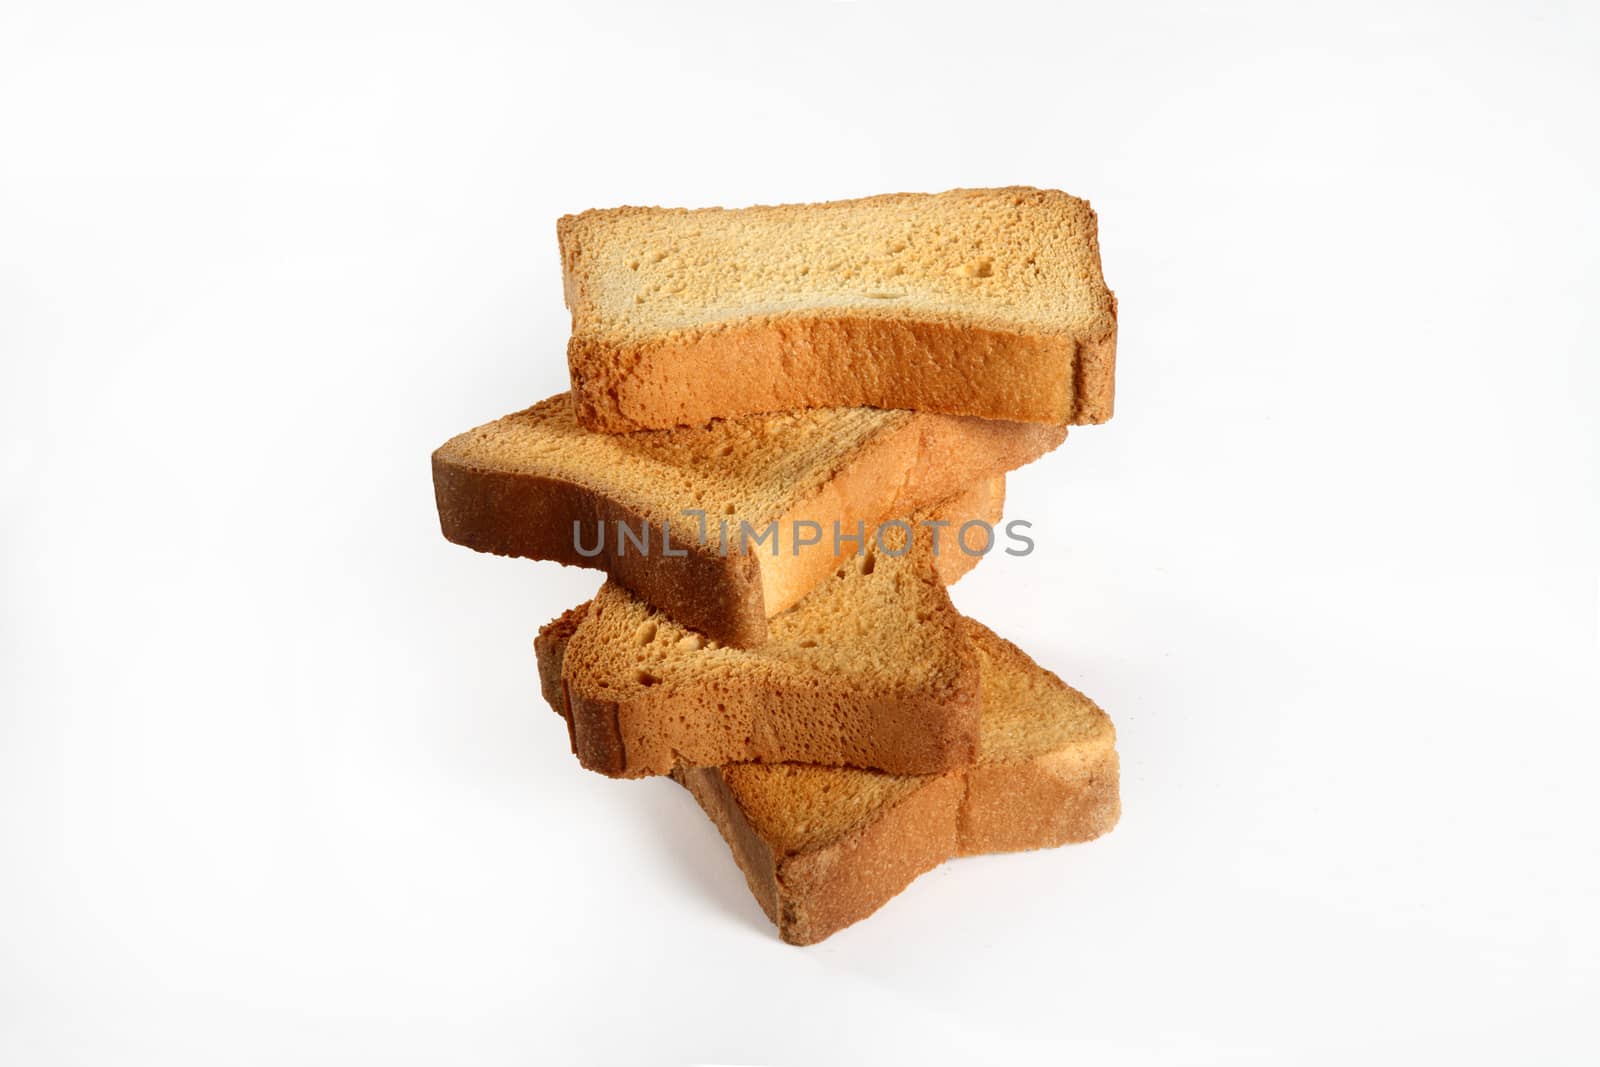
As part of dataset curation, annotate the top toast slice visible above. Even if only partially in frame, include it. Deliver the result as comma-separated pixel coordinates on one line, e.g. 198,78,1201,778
557,187,1117,432
432,393,1061,646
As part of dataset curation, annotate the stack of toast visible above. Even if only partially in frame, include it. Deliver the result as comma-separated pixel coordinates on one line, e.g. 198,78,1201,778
432,187,1121,944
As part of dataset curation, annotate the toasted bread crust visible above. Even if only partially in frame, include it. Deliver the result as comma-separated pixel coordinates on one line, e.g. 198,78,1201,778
567,315,1115,432
434,456,767,645
674,764,964,946
534,603,586,754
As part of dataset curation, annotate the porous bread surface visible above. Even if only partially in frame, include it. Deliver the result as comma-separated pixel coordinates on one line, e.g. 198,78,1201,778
557,187,1117,430
560,187,1113,344
580,520,953,691
558,515,981,776
717,621,1116,858
972,624,1114,764
534,609,1119,943
433,394,1062,645
438,394,903,531
531,474,1000,728
667,621,1117,944
535,603,586,734
717,763,931,857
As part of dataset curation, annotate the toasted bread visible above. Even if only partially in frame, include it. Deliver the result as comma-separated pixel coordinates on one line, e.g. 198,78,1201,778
434,395,1059,646
539,616,1119,945
535,484,1005,777
558,187,1116,431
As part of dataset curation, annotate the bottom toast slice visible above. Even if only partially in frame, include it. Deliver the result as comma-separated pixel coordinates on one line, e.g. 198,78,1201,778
674,622,1118,944
536,616,1118,945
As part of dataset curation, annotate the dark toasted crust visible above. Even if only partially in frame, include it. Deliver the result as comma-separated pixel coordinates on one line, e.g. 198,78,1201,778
773,773,963,945
567,316,1115,433
671,722,1118,945
674,764,964,946
534,604,585,720
671,766,782,922
534,604,587,756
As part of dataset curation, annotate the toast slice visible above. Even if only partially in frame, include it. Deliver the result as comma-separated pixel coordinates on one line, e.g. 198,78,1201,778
533,477,1000,728
539,618,1119,945
433,394,1061,646
679,622,1119,945
535,486,1003,778
557,187,1117,432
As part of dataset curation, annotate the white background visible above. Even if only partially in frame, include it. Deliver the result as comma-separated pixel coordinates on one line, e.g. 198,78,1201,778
3,2,1596,1064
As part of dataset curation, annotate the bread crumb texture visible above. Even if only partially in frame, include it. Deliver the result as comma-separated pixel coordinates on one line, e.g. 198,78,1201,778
437,394,899,529
557,519,983,775
557,187,1117,430
721,621,1116,857
535,606,1120,943
560,187,1113,342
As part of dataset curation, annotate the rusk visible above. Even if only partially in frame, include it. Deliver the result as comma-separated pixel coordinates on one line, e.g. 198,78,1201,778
535,484,1003,777
539,616,1119,945
433,394,1061,646
558,187,1117,432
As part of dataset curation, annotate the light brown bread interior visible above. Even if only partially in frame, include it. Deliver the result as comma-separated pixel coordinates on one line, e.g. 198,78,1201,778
434,393,1062,646
558,187,1117,432
538,482,1005,778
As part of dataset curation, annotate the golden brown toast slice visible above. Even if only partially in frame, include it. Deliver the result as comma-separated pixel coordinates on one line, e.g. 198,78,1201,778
557,187,1117,432
433,394,1061,646
535,483,1003,778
